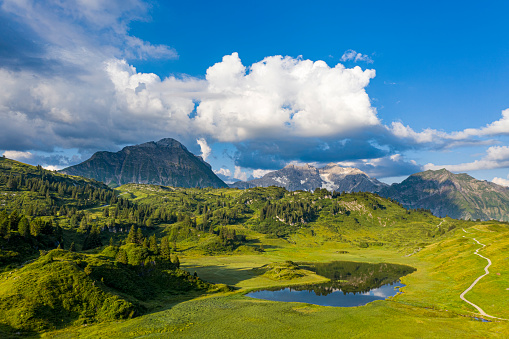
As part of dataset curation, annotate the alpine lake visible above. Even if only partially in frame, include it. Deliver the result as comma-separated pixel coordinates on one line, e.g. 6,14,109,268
246,261,416,307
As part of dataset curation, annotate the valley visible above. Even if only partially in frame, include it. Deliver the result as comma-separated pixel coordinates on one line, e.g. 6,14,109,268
1,157,508,337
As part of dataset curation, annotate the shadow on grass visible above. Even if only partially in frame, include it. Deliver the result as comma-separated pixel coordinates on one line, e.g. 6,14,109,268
0,323,40,338
245,238,280,249
183,264,262,286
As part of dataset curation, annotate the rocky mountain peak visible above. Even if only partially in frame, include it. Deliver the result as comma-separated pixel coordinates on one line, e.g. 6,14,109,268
378,168,509,221
60,138,227,188
230,163,387,193
320,163,366,176
284,163,316,171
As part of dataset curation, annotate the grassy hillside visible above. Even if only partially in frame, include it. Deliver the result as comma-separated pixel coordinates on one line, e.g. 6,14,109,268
45,221,509,338
0,247,218,334
0,161,508,337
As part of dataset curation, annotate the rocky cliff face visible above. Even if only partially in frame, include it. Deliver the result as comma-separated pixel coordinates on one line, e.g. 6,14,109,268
378,169,509,221
230,163,387,193
60,138,227,188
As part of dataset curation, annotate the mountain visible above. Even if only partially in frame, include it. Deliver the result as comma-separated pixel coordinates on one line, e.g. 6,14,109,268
60,138,228,188
230,163,387,192
378,168,509,221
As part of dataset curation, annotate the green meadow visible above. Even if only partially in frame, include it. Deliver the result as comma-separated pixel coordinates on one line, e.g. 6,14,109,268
44,222,509,338
0,161,508,338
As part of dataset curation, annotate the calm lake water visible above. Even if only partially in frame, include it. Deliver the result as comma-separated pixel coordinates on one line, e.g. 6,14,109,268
246,261,415,307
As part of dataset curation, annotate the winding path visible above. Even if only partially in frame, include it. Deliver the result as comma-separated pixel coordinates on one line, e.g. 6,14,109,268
459,235,508,321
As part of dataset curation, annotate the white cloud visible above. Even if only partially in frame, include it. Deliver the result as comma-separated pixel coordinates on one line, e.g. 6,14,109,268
424,146,509,172
340,49,373,63
388,109,509,148
492,176,509,187
252,169,272,178
196,138,211,161
233,166,248,181
124,36,178,60
5,1,509,176
2,151,33,160
340,154,422,178
42,165,62,171
214,168,231,177
195,53,378,142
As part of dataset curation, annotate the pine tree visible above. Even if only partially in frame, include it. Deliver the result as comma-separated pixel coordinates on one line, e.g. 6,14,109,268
18,217,30,237
0,218,9,237
8,210,19,231
127,225,137,244
69,242,76,252
79,217,88,231
149,234,158,254
115,249,128,264
109,237,114,247
136,227,144,245
160,236,171,259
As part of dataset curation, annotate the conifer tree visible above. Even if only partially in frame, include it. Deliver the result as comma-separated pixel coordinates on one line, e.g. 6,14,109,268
160,236,171,259
79,217,88,231
127,225,137,244
18,217,30,237
149,234,158,254
8,210,19,231
116,249,128,264
0,218,9,237
136,227,144,245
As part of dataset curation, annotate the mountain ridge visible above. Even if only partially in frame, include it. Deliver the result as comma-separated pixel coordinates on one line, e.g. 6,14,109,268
230,163,387,193
60,138,227,188
378,168,509,221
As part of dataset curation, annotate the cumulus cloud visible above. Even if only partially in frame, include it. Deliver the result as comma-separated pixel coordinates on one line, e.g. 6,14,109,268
4,1,509,178
43,165,62,171
233,166,248,181
212,167,233,183
424,146,509,172
340,49,373,63
214,168,231,177
194,53,378,141
252,169,272,178
387,108,509,149
2,151,33,160
492,175,509,187
196,138,211,161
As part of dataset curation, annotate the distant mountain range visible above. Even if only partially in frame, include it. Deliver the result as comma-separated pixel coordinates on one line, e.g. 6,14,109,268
60,138,227,188
378,169,509,221
58,136,509,221
231,164,509,221
230,163,388,193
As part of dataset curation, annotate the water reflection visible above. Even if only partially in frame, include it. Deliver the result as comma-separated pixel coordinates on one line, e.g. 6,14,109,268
246,261,416,307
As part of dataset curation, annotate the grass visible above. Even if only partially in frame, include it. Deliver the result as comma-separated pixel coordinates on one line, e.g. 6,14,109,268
41,222,509,338
0,179,508,337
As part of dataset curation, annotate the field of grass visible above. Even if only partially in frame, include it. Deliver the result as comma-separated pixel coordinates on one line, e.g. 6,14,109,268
1,165,508,338
44,222,509,338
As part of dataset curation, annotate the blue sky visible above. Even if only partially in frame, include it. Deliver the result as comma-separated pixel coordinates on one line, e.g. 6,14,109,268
1,0,509,185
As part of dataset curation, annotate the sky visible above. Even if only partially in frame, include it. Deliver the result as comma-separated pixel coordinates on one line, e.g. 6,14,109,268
2,0,509,185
